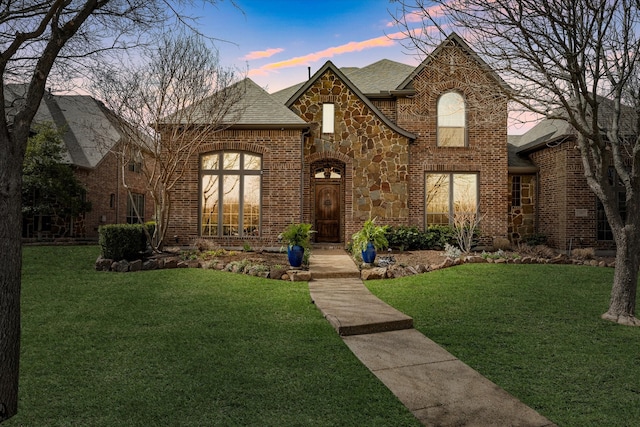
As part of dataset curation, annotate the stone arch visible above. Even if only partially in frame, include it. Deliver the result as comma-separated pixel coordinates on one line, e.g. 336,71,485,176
306,151,352,244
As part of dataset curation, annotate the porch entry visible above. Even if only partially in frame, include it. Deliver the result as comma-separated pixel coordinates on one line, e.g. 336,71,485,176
313,165,343,243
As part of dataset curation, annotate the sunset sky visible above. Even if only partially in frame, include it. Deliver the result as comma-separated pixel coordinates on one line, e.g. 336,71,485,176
192,0,535,133
200,0,424,92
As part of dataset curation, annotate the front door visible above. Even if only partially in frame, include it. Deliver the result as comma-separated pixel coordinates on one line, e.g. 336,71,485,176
315,182,340,242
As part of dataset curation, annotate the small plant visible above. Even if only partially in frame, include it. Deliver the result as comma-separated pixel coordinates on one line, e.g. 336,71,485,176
523,233,547,246
571,247,595,260
351,217,389,253
242,242,253,252
280,223,314,250
443,243,462,259
451,208,483,254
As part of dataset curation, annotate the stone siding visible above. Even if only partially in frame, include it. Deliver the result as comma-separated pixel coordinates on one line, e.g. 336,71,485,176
507,174,536,242
290,69,411,242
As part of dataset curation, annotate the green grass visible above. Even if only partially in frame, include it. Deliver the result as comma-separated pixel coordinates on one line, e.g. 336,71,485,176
9,246,420,427
367,263,640,427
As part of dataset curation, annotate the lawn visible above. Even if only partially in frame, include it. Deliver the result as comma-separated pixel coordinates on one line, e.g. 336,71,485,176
8,246,420,427
367,263,640,426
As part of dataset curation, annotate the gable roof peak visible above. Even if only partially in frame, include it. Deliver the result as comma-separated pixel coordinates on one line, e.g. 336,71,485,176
284,60,416,141
397,32,512,92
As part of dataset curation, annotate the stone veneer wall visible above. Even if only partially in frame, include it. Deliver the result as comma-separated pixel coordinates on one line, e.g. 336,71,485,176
289,69,412,242
507,174,537,243
166,128,304,248
395,43,509,245
529,142,599,250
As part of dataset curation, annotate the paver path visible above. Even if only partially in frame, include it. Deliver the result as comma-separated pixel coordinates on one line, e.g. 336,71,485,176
308,249,556,427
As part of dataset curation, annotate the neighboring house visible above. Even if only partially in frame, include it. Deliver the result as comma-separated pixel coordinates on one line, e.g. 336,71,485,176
166,33,511,249
508,118,624,251
5,84,153,240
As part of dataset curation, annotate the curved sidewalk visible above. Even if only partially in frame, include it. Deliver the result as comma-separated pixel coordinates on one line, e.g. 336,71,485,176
308,249,556,427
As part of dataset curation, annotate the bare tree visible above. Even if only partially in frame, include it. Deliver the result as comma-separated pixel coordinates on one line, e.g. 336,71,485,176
393,0,640,326
0,1,225,421
92,33,244,251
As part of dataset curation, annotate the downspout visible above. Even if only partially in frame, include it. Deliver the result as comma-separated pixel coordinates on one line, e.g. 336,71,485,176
300,128,311,223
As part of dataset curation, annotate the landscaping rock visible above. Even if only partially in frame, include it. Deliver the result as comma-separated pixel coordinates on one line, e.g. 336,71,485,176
163,258,179,269
142,259,159,270
289,270,312,281
269,267,288,280
113,260,130,272
464,255,485,263
95,256,113,271
129,259,142,272
361,267,387,280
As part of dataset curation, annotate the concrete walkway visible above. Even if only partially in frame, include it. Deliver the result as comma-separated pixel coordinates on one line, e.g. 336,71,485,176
308,249,556,427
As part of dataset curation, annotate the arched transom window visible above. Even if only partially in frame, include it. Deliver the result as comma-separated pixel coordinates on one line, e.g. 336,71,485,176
437,92,466,147
201,151,261,237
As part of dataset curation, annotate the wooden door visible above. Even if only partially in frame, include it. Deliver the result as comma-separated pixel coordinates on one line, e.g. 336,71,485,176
315,183,340,242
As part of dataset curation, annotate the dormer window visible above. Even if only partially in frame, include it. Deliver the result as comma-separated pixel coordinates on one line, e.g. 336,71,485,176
437,92,466,147
322,103,335,134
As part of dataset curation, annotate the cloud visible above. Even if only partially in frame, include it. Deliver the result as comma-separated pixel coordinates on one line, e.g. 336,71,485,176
248,31,406,77
386,4,446,27
241,47,284,61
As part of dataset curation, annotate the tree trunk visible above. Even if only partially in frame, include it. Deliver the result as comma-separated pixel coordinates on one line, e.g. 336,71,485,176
602,229,640,326
0,133,24,421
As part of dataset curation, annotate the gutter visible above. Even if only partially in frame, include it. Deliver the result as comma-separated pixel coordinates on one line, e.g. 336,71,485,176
300,128,311,223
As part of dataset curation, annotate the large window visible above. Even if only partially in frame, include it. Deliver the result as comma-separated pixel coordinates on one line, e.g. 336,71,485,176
201,151,261,237
437,92,466,147
426,173,478,225
126,193,145,224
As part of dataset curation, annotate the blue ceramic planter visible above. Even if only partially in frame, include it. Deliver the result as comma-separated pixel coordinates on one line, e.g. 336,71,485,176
287,245,304,267
361,242,377,264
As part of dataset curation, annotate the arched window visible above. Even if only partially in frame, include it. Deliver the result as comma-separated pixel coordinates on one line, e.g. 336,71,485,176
437,92,466,147
200,151,261,237
314,166,341,179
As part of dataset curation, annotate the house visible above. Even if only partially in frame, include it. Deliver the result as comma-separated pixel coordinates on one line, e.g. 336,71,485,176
5,84,154,240
508,118,623,251
166,33,512,249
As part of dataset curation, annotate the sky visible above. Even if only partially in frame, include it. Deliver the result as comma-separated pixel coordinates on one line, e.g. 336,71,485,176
197,0,424,93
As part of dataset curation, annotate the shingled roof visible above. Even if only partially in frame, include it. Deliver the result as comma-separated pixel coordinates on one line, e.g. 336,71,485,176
5,84,123,169
168,78,308,129
342,59,415,95
284,61,417,141
229,78,307,128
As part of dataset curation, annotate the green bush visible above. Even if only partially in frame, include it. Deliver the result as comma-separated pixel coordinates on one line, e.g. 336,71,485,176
99,224,147,261
385,224,457,250
385,225,424,251
523,233,547,246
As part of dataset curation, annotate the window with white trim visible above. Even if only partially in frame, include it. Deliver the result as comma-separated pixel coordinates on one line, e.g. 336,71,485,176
322,103,335,134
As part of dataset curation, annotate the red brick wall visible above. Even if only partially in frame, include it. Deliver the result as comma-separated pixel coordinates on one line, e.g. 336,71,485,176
530,142,597,250
75,148,154,239
396,44,509,245
166,129,303,249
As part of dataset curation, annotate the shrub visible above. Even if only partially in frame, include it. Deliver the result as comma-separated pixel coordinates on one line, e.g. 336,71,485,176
426,225,457,249
99,224,147,261
523,233,547,246
492,237,512,251
385,225,424,250
571,247,595,259
443,243,462,258
383,224,458,251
